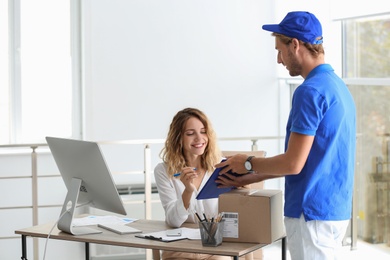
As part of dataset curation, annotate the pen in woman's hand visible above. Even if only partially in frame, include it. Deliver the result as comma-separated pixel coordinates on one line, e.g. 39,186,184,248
173,168,197,177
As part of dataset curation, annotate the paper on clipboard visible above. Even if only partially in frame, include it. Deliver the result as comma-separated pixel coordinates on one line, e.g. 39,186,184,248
196,160,240,200
135,228,200,242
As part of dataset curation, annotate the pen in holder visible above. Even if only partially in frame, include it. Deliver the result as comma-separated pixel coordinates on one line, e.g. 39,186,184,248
198,220,224,247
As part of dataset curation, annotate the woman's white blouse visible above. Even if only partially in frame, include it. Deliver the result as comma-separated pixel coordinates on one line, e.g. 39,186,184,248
154,162,218,228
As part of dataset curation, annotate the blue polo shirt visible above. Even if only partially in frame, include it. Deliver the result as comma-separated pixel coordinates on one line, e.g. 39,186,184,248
284,64,356,221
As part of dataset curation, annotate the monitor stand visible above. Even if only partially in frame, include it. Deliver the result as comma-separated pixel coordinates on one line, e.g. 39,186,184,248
57,178,102,235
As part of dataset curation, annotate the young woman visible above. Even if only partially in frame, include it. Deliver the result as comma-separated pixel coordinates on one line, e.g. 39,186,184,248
154,107,230,260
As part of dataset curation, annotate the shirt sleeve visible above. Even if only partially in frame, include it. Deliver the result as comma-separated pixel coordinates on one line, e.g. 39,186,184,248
154,163,191,227
290,85,327,136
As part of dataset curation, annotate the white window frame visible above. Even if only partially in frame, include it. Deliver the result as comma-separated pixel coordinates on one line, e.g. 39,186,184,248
6,0,82,144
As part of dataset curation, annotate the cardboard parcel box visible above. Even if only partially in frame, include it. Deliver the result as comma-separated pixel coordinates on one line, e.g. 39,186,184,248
219,189,284,244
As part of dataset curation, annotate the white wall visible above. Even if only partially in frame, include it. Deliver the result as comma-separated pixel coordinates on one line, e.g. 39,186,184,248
330,0,389,20
83,0,279,142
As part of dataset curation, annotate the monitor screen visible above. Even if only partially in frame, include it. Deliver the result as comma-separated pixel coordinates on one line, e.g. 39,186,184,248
46,136,127,235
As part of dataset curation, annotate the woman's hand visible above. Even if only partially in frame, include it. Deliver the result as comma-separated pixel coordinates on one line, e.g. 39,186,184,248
179,167,198,193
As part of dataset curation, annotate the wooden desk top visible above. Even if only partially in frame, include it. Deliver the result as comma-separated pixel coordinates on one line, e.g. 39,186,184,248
15,219,266,257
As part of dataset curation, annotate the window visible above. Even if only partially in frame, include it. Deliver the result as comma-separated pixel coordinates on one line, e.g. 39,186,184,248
0,0,9,143
2,0,81,144
342,13,390,244
344,14,390,78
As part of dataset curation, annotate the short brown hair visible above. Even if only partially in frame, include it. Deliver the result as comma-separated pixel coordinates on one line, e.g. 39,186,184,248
272,32,324,58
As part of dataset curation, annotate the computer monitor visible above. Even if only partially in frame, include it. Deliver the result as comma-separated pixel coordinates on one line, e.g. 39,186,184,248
46,136,127,235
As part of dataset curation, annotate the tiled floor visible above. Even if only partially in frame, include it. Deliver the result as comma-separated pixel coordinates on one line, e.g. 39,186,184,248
261,239,390,259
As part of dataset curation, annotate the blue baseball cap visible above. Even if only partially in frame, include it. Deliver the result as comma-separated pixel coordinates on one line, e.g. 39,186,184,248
262,11,323,44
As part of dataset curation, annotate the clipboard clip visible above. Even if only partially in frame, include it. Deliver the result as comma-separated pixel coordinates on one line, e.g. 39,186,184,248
144,235,163,241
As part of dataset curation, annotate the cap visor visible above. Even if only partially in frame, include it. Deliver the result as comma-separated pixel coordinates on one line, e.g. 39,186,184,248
262,24,281,33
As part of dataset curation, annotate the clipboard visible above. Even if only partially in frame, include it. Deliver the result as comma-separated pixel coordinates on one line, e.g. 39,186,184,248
135,228,200,242
135,231,187,242
196,160,240,200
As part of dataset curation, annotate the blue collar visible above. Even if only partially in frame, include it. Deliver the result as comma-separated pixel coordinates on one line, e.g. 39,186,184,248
306,64,333,79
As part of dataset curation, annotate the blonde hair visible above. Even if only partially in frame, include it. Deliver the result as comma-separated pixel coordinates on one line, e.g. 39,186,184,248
160,108,221,177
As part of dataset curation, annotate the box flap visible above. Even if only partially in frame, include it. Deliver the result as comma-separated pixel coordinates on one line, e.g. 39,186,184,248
220,189,281,198
249,189,282,197
219,188,252,197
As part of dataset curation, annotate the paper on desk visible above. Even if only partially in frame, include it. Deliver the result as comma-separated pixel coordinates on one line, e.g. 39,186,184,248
182,227,201,240
72,215,138,227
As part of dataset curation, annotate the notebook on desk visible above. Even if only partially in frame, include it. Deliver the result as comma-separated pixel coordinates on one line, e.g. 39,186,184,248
98,223,142,235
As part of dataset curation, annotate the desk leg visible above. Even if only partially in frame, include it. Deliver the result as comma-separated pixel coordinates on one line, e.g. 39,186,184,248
85,242,89,260
21,235,28,260
233,257,238,260
281,237,287,260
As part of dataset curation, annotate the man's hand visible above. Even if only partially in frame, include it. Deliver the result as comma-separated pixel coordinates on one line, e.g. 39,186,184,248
215,154,249,174
216,171,259,188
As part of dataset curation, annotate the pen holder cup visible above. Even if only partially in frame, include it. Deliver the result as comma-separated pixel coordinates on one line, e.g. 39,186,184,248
199,220,224,247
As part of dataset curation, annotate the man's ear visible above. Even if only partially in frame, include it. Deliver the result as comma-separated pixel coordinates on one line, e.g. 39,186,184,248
291,38,300,50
